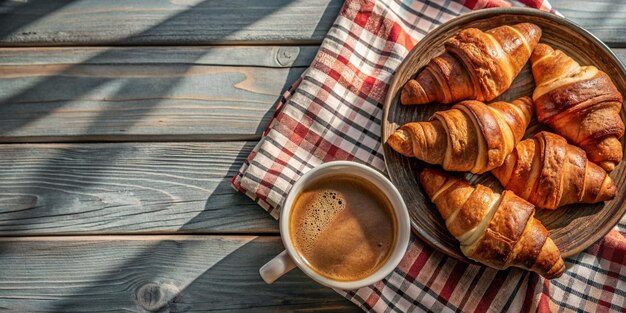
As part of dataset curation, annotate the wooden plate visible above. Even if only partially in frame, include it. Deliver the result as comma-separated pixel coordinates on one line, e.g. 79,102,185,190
381,8,626,261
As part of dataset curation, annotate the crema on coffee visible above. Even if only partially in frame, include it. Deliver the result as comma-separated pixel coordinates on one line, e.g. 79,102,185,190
289,175,397,281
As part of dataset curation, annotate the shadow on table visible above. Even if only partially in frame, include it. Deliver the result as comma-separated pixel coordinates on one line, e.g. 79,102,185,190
0,0,343,234
0,0,307,137
179,143,280,233
38,237,356,312
168,237,359,312
0,0,74,38
0,0,311,230
185,0,344,232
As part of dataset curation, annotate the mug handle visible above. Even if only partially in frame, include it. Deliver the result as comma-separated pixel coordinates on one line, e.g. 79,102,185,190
259,250,297,284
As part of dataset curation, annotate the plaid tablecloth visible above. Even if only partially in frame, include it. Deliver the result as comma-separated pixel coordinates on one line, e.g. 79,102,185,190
232,0,626,311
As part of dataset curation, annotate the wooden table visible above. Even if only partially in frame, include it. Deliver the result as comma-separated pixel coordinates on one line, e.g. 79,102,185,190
0,1,624,311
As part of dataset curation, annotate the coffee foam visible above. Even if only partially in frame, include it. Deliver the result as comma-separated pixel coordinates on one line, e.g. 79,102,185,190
294,190,345,255
289,176,396,282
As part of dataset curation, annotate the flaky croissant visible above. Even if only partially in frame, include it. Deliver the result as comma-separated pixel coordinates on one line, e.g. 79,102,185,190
387,97,533,174
531,43,624,172
420,168,565,279
492,131,616,209
401,23,541,105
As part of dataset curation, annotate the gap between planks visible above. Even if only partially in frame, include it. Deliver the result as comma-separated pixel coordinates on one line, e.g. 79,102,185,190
0,231,280,239
0,229,280,241
0,234,278,241
0,135,263,144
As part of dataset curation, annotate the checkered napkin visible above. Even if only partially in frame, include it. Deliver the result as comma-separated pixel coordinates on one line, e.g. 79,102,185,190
232,0,626,311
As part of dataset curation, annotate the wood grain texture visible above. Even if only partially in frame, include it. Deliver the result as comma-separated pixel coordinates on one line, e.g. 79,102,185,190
0,0,625,47
382,9,626,261
0,51,308,142
0,46,319,68
0,142,280,235
0,0,343,46
551,0,626,47
0,235,358,312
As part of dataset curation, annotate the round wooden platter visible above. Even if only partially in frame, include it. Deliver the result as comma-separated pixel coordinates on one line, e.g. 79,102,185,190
382,7,626,262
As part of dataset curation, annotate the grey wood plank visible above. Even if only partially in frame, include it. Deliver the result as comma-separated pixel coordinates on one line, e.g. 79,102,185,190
0,46,319,68
0,142,279,235
0,235,359,312
0,0,343,46
0,57,307,142
0,0,626,47
551,0,626,47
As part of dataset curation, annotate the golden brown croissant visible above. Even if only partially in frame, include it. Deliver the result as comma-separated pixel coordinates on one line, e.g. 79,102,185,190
492,131,616,209
401,23,541,105
420,168,565,279
387,97,533,174
531,43,624,172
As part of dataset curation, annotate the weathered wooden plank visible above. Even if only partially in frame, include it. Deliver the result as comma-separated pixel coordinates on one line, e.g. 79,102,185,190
0,235,359,312
0,0,343,46
0,142,279,235
0,45,318,142
551,0,626,47
0,0,625,47
0,46,319,68
0,61,305,142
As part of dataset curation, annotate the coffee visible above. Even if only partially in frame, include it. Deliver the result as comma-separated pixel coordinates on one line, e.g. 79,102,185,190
289,175,397,281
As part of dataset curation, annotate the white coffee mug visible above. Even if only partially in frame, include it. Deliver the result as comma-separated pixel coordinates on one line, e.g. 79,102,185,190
259,161,411,290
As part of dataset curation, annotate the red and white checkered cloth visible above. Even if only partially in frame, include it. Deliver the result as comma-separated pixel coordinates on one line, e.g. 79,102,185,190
232,0,626,311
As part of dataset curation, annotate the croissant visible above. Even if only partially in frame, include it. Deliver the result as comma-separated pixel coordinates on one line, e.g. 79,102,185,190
420,168,565,279
387,97,533,174
401,23,541,105
531,43,625,172
492,131,616,209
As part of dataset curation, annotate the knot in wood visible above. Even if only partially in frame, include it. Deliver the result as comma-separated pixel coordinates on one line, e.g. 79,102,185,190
276,47,299,67
137,282,180,312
